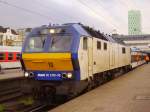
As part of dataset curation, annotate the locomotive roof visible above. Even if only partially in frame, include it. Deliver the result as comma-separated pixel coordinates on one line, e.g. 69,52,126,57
35,23,118,43
65,23,117,43
81,24,108,41
81,24,118,43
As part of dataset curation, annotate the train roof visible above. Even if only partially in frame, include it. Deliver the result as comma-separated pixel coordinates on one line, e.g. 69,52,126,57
33,23,121,44
104,34,116,43
67,23,117,43
0,46,21,52
80,24,108,41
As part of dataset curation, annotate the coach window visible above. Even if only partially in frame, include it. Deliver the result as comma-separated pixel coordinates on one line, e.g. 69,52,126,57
97,41,101,50
8,53,13,60
104,43,107,50
0,53,5,60
83,37,87,50
122,47,126,54
16,53,20,60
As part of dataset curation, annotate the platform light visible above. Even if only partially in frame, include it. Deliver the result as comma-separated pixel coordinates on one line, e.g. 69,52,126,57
24,72,29,77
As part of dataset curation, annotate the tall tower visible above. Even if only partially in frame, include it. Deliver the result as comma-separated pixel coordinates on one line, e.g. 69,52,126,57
128,10,142,35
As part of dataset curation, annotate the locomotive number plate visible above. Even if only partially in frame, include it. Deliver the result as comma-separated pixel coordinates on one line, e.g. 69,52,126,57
37,73,61,77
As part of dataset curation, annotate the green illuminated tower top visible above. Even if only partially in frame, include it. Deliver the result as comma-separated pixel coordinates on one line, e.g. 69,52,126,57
128,10,142,35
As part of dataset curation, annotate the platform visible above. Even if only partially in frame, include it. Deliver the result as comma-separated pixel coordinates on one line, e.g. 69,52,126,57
50,64,150,112
0,69,24,81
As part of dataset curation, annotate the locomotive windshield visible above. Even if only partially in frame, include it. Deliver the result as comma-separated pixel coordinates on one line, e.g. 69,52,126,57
24,35,72,52
25,36,46,52
49,35,72,52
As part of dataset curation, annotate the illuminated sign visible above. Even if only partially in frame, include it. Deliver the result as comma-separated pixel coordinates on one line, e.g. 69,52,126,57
37,73,61,77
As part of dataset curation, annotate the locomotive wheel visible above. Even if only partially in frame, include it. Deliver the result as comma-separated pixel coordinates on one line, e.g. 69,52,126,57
87,78,95,91
32,88,40,100
93,74,103,86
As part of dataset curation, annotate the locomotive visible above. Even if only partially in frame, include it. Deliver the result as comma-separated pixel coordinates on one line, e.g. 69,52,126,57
21,23,146,96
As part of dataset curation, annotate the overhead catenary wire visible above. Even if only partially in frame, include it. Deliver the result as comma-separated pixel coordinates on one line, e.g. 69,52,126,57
0,0,124,33
0,0,53,21
77,0,119,29
33,0,76,20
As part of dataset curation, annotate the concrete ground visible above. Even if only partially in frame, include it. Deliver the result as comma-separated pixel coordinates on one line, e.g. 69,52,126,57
0,69,23,80
50,64,150,112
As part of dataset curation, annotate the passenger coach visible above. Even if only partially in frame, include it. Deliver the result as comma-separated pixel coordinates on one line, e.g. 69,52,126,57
0,46,21,71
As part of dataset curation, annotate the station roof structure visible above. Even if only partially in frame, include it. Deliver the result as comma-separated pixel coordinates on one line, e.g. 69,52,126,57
112,34,150,53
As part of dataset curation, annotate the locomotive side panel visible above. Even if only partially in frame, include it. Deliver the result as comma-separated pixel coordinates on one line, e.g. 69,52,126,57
92,38,110,74
114,43,119,69
126,47,131,66
118,45,126,67
118,45,131,68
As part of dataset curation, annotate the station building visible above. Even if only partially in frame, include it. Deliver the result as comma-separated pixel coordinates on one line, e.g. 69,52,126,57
128,10,142,35
0,26,19,46
113,34,150,53
0,26,32,46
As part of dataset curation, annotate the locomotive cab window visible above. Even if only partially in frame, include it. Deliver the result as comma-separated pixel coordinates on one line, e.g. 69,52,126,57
0,53,5,60
8,53,13,60
25,36,47,52
97,41,101,50
104,43,107,50
49,35,72,52
83,37,87,50
122,47,126,54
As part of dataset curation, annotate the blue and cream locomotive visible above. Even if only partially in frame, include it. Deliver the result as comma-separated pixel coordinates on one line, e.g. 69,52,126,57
21,23,132,95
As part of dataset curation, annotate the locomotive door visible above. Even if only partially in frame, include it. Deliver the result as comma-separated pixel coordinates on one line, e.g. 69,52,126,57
87,37,93,77
80,37,93,80
109,43,115,68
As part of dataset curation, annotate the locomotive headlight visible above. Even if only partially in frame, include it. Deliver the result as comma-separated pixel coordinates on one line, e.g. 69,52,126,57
24,72,29,77
49,29,55,34
67,73,72,78
62,73,73,79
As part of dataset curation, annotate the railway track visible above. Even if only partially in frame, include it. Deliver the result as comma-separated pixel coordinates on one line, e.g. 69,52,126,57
0,70,128,112
23,104,48,112
0,87,22,103
0,77,58,112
